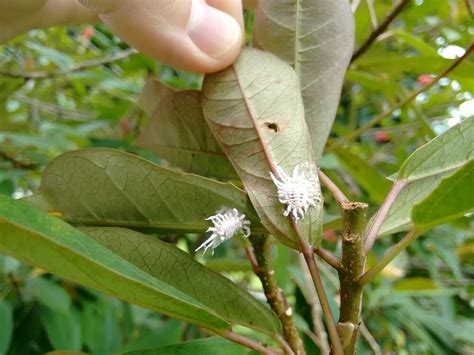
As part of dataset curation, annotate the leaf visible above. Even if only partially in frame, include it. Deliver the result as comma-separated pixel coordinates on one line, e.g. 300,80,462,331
0,195,230,331
334,147,391,203
25,277,72,314
413,160,474,229
394,277,438,292
0,301,13,354
82,227,281,335
137,77,174,117
41,307,81,351
254,0,355,159
202,48,322,249
135,89,236,180
399,117,474,182
27,148,263,234
380,118,474,235
123,337,251,355
81,299,121,355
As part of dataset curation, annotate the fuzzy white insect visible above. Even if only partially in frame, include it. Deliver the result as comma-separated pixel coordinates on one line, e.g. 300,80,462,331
196,208,251,255
270,164,321,222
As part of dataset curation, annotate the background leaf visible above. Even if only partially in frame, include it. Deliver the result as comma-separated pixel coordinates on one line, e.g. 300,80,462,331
135,89,236,180
413,160,474,230
0,195,230,331
82,227,281,336
202,48,322,249
123,336,251,355
27,148,263,233
380,118,474,235
254,0,355,159
0,301,13,355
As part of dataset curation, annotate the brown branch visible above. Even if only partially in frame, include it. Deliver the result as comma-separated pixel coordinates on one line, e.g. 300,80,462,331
318,170,348,205
297,255,330,354
314,248,341,270
363,179,407,252
0,48,136,80
249,236,303,354
351,0,411,62
359,229,419,285
0,151,39,170
339,42,474,146
337,202,368,355
294,223,343,355
220,330,277,355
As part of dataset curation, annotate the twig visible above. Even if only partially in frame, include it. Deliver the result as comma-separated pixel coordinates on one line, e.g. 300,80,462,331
339,42,474,146
337,202,368,355
359,229,420,285
249,236,303,354
0,151,38,169
220,330,277,355
366,0,378,29
294,223,343,355
359,321,382,355
0,48,137,80
351,0,411,62
466,0,474,18
314,248,341,270
363,179,407,252
297,255,330,355
318,170,349,205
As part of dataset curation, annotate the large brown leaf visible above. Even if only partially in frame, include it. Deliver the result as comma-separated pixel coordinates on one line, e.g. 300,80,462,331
202,48,323,249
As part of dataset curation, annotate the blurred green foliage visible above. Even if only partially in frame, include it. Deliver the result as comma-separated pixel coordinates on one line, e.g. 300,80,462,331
1,1,473,354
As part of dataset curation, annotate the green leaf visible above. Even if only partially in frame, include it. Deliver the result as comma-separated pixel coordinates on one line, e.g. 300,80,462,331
202,48,322,249
394,277,438,292
254,0,354,159
123,337,251,355
82,227,281,335
27,148,263,234
0,301,13,355
41,307,81,351
25,277,71,314
81,299,121,355
413,160,474,229
399,118,474,182
0,195,230,331
135,89,236,180
380,118,474,235
334,147,391,203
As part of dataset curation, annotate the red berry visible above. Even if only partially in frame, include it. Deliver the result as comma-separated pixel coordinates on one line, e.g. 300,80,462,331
374,130,391,143
416,74,433,86
81,26,96,39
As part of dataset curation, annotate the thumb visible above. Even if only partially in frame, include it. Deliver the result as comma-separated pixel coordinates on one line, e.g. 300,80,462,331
80,0,243,73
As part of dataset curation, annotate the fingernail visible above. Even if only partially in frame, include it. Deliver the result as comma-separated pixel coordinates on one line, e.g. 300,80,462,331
187,0,241,59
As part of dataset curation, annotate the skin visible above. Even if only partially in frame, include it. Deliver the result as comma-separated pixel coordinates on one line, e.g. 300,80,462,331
0,0,244,73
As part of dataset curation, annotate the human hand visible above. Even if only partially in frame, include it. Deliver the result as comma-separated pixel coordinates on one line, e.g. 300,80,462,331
0,0,244,73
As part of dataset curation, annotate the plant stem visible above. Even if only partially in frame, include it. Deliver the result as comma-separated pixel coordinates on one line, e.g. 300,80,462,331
337,201,368,355
293,223,343,355
248,236,303,355
0,48,137,80
363,179,407,252
351,0,411,62
314,248,341,270
318,170,349,205
359,229,419,285
220,330,277,355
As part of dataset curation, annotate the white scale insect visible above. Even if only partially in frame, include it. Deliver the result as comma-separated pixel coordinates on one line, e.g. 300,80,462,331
270,163,321,221
196,208,251,255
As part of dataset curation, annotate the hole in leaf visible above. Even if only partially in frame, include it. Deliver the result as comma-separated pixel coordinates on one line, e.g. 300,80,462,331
265,122,279,133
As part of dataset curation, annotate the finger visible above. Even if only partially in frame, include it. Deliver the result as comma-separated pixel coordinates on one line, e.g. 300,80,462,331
80,0,243,73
